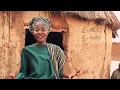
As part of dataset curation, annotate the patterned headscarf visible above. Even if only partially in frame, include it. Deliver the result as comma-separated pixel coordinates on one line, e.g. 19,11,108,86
29,17,51,33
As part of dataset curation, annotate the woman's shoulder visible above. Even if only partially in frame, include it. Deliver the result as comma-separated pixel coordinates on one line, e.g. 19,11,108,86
25,44,34,48
47,43,56,46
47,43,60,48
112,69,119,74
47,43,63,52
22,44,34,51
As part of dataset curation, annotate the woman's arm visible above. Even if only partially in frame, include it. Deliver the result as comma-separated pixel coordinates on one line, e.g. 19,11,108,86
16,48,28,79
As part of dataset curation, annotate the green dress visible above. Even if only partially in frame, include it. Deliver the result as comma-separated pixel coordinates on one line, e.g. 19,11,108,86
16,44,55,79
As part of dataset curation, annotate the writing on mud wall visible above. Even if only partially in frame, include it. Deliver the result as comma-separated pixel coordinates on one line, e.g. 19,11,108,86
82,27,104,42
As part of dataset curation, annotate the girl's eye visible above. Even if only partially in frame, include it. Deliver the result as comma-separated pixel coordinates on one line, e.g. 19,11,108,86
41,28,46,31
35,29,39,32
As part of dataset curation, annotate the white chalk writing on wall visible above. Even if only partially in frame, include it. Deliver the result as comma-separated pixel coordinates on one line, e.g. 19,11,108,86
82,27,104,42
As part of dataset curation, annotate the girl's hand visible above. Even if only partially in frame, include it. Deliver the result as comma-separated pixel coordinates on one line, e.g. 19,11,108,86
9,73,15,79
68,69,80,79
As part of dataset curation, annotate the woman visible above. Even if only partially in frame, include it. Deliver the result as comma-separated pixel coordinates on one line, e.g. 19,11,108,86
16,17,77,79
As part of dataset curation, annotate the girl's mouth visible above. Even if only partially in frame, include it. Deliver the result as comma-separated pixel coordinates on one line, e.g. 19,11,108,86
37,35,43,39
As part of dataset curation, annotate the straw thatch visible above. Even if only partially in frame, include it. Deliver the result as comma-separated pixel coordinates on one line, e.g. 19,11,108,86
49,11,120,38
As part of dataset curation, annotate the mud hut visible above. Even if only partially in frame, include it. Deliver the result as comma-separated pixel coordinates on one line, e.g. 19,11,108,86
0,11,120,79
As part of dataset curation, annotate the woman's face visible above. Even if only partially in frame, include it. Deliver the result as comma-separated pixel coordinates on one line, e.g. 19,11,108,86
32,22,49,43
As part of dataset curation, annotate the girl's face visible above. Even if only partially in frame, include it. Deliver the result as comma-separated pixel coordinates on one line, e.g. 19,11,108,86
32,22,49,44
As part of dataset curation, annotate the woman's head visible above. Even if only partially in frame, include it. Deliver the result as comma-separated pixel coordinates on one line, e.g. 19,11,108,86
29,17,51,44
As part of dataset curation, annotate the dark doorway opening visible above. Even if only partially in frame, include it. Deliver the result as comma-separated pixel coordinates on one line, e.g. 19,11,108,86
25,29,36,46
46,32,64,51
25,29,64,51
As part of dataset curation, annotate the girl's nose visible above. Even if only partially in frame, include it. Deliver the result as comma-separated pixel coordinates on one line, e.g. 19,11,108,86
38,30,42,33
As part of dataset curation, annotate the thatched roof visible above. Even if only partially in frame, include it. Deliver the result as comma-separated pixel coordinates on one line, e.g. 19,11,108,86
49,11,120,38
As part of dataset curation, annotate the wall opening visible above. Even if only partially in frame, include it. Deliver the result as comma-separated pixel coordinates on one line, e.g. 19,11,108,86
46,32,64,51
25,29,64,51
25,29,36,46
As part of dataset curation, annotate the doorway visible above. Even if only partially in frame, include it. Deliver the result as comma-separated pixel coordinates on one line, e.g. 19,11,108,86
25,29,36,46
46,32,64,50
